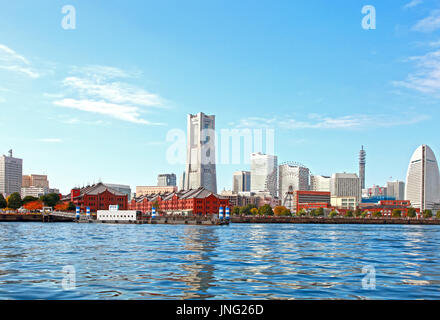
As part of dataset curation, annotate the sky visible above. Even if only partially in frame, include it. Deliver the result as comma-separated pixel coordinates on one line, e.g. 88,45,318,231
1,0,440,194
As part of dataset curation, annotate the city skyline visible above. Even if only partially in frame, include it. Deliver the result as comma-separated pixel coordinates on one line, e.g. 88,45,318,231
1,1,440,194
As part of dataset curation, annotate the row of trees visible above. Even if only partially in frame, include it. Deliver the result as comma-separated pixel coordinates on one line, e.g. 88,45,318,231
230,204,440,219
0,192,75,212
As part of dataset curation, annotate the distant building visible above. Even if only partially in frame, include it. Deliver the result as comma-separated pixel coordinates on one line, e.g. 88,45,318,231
310,175,331,192
386,180,405,201
157,174,177,187
179,171,186,191
104,183,132,201
136,186,178,197
184,112,217,193
250,152,278,197
129,187,229,216
362,184,387,198
220,189,258,208
359,146,366,190
232,171,251,193
0,150,23,196
293,191,331,213
330,173,361,204
62,182,128,212
22,174,49,188
331,196,357,210
21,186,49,198
405,145,440,210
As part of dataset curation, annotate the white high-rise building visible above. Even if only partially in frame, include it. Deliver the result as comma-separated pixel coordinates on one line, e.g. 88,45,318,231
250,152,278,197
0,150,23,196
405,145,440,210
157,174,177,187
387,180,405,201
330,173,361,204
184,112,217,193
233,171,251,193
310,175,331,192
279,164,309,199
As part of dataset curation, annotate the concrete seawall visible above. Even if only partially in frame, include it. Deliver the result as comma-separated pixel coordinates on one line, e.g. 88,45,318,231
231,216,440,225
0,214,73,222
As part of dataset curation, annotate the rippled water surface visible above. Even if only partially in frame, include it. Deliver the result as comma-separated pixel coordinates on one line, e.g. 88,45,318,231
1,222,440,299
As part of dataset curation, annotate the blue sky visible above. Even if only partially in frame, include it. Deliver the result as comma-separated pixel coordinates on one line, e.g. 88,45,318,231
1,0,440,194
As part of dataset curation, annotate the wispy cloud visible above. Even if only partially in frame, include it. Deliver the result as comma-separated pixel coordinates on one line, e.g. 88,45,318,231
413,10,440,32
52,65,166,125
37,138,63,143
393,49,440,94
0,44,40,78
231,113,428,130
404,0,423,9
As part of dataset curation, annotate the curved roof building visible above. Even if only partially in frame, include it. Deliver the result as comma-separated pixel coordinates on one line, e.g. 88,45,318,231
405,145,440,210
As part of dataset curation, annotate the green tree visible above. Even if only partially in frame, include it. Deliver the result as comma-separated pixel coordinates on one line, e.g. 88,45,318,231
7,192,22,209
281,208,291,216
22,196,39,204
297,208,308,216
240,204,257,215
258,204,274,216
407,208,417,218
344,210,353,217
436,211,440,219
232,206,240,216
250,208,259,215
40,193,61,208
0,194,7,209
361,211,369,218
392,209,402,218
315,207,324,216
329,210,338,218
423,210,433,219
354,209,362,217
373,211,382,218
67,202,76,211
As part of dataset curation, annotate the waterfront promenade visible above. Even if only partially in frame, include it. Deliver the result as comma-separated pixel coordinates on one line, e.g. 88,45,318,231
1,213,440,225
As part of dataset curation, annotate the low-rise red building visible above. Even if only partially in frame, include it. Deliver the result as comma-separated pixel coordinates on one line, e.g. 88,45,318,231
129,187,230,216
293,191,331,212
61,183,128,212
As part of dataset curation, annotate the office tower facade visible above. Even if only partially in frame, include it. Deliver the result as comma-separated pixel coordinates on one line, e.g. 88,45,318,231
250,152,278,197
157,173,177,187
310,175,331,192
359,146,366,190
0,150,23,196
387,180,405,201
330,173,362,204
22,174,49,188
232,171,251,193
405,145,440,210
279,163,310,200
184,112,217,193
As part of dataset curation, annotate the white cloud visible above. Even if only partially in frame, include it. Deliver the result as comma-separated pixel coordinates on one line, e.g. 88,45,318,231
404,0,423,9
232,113,428,130
393,49,440,94
0,44,40,78
54,98,164,125
53,65,167,125
413,10,440,32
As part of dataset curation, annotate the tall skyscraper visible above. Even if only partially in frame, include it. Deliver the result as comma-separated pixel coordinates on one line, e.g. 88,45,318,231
359,146,366,190
157,173,177,187
387,180,405,201
405,145,440,210
184,112,217,193
250,152,278,197
330,173,362,204
0,150,23,196
279,163,310,201
233,171,251,193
